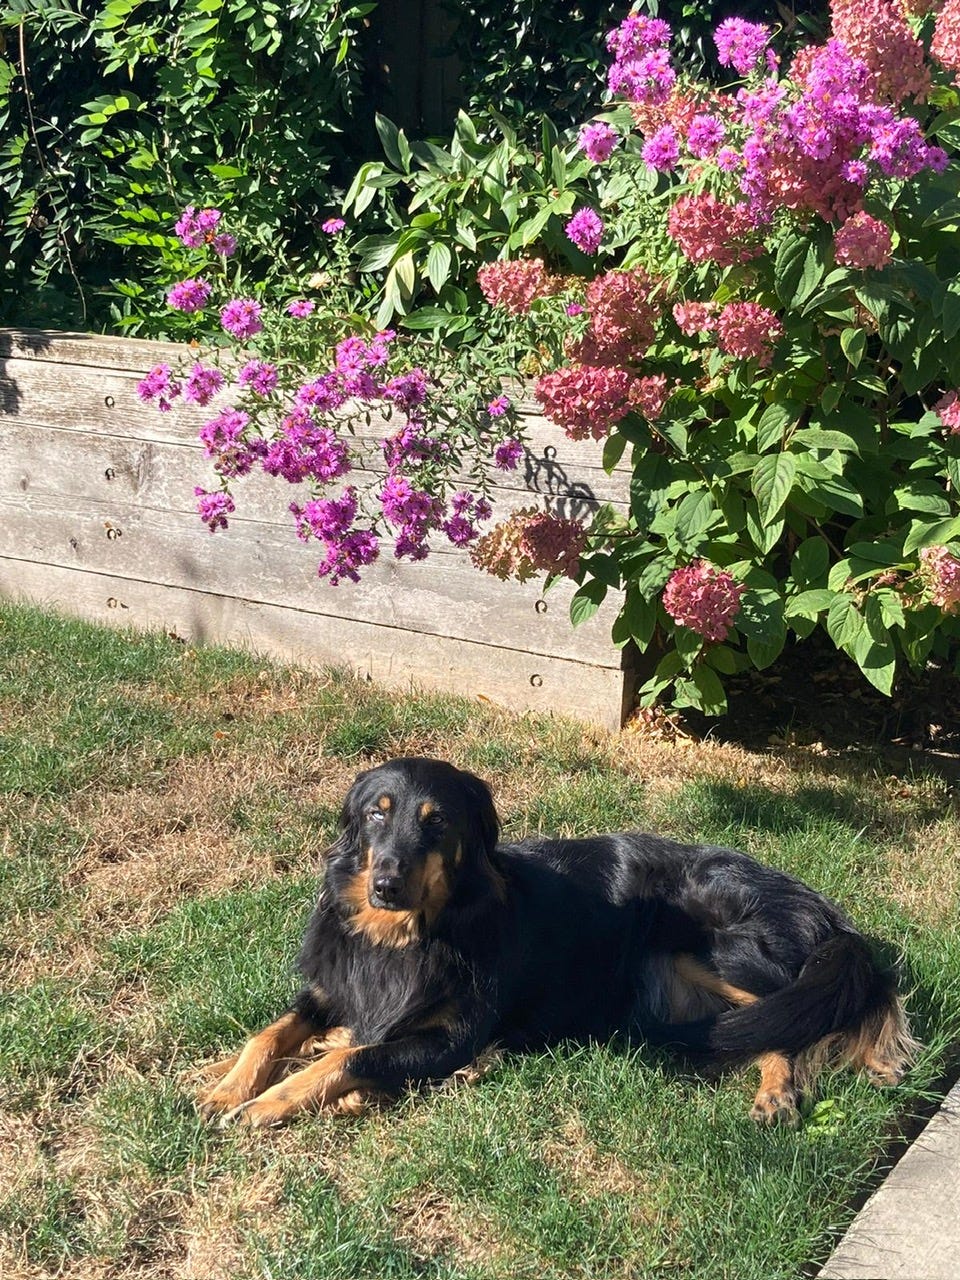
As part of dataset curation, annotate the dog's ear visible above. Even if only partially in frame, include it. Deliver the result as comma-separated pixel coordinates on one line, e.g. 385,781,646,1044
323,768,371,865
458,768,500,857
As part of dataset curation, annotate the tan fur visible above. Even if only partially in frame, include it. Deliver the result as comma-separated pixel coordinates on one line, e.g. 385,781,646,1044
751,1052,799,1125
795,994,919,1092
340,846,454,948
224,1046,365,1126
198,1011,316,1116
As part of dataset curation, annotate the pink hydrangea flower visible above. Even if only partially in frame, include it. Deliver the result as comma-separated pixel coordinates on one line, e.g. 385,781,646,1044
667,194,762,266
662,560,745,642
834,212,893,269
579,121,619,162
574,269,658,366
565,208,605,255
716,302,783,364
933,0,960,74
470,507,586,582
220,298,263,340
935,390,960,433
672,301,718,336
477,258,556,314
535,364,636,440
832,0,929,104
167,278,212,312
919,545,960,612
630,374,671,421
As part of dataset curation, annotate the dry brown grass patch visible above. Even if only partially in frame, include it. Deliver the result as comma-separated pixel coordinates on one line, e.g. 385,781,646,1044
540,1116,654,1209
885,819,960,924
392,1187,517,1270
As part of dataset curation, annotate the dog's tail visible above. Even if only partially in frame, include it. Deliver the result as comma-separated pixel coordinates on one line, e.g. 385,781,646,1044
652,933,916,1081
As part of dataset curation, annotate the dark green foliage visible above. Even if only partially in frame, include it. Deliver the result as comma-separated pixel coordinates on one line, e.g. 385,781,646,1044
0,0,377,332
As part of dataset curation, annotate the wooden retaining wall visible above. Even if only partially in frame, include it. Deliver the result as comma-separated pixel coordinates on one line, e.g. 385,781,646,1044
0,329,636,728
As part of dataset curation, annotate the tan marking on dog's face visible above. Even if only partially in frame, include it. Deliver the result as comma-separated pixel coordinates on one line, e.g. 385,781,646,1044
377,795,392,812
418,801,436,822
419,848,451,923
341,870,420,947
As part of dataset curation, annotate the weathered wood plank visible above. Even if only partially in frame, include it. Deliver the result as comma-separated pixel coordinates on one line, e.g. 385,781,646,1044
1,489,625,665
0,351,631,507
0,421,620,531
0,558,634,729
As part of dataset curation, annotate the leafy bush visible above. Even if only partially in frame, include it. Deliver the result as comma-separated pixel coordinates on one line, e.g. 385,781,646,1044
141,0,960,717
0,0,375,332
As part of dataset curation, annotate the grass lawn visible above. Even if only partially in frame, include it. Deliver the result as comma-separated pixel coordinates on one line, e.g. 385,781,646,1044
1,602,959,1280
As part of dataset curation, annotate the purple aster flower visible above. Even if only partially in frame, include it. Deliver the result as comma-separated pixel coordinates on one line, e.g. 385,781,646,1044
183,362,225,407
220,298,263,340
212,233,237,257
194,486,235,533
566,302,585,316
286,298,316,318
714,18,771,76
686,114,725,159
322,217,346,235
384,369,430,413
443,514,479,546
238,360,279,396
291,488,359,543
494,438,524,471
716,147,741,171
578,121,619,163
642,124,680,171
167,278,212,312
317,529,379,585
565,208,604,255
487,395,511,417
137,363,182,412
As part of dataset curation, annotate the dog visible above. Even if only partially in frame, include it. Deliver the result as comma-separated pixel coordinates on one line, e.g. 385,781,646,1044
198,756,916,1127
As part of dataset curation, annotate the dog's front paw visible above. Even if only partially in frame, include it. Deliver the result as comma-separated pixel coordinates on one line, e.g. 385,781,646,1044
750,1088,800,1126
198,1076,260,1119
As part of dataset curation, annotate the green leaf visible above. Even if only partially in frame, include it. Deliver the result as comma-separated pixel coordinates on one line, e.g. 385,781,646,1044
602,433,627,475
903,516,960,555
785,589,835,618
792,538,830,586
747,632,786,669
752,453,796,523
375,113,404,169
690,664,728,715
792,428,860,455
826,594,867,653
757,401,799,453
570,579,607,626
673,490,715,548
775,231,825,308
425,241,452,292
839,326,866,368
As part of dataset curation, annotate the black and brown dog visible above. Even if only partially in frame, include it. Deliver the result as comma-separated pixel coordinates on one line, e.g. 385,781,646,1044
199,757,916,1127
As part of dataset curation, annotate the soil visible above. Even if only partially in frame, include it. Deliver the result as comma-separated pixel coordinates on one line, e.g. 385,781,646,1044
678,632,960,758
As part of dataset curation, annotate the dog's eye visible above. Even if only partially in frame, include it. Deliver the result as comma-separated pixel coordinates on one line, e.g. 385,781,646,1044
424,811,446,828
365,808,387,823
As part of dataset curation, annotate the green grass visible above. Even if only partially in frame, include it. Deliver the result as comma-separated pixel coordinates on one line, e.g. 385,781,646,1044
2,601,959,1280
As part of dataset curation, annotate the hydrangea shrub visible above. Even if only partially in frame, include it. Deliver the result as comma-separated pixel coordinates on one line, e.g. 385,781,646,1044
148,0,960,715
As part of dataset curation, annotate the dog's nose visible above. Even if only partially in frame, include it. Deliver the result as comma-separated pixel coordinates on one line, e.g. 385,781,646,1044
372,874,404,905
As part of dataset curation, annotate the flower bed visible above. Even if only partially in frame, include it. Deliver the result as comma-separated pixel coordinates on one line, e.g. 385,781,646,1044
0,328,635,727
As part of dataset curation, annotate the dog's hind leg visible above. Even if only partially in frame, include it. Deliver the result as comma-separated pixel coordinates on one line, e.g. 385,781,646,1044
750,1052,799,1126
671,955,799,1125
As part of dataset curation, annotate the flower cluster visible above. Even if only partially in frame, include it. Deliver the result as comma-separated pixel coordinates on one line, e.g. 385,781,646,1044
566,208,605,254
579,120,619,162
935,390,960,433
932,0,960,76
167,279,212,313
662,561,746,642
834,211,893,268
606,13,675,106
575,269,658,367
470,507,587,581
175,206,236,256
919,545,960,612
667,194,762,267
477,258,556,314
535,364,636,439
194,487,236,533
713,18,772,77
137,363,181,412
715,303,783,364
830,0,928,105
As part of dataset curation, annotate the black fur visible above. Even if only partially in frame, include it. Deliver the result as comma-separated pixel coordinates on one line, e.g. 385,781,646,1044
275,757,904,1103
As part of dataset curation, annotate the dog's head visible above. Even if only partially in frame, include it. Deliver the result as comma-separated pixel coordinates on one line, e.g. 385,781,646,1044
325,758,501,942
